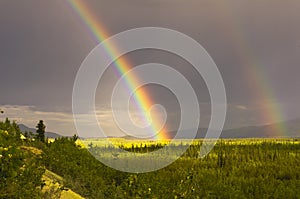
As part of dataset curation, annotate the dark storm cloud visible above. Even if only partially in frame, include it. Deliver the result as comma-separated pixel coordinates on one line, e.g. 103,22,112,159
1,0,300,135
0,0,94,111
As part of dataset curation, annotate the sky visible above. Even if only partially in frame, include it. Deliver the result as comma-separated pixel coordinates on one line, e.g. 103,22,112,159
0,0,300,137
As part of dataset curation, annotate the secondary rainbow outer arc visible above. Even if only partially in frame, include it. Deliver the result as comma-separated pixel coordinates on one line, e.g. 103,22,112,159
66,0,169,140
219,3,287,137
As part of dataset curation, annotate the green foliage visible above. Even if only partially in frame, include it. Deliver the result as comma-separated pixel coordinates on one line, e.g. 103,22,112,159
36,120,46,143
0,119,45,198
44,137,129,198
1,118,300,198
43,138,300,198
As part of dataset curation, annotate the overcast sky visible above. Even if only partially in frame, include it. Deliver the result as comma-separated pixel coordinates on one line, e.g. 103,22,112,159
0,0,300,136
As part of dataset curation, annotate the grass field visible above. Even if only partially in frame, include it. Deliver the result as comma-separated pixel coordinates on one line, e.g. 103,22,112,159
69,138,300,198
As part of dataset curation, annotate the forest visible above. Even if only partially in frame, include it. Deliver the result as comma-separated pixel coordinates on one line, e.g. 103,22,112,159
1,118,300,198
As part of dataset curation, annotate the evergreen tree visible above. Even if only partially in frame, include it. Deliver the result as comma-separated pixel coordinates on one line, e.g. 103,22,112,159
36,120,46,142
72,134,79,142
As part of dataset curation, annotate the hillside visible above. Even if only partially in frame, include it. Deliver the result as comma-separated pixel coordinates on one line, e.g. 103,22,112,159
0,120,84,198
42,169,84,199
19,124,62,138
162,119,300,139
221,119,300,138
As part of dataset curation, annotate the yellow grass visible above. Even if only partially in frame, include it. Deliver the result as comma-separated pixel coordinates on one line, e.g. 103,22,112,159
42,169,85,199
20,146,43,155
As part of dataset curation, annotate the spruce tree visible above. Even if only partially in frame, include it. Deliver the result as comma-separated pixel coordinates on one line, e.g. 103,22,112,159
36,120,46,142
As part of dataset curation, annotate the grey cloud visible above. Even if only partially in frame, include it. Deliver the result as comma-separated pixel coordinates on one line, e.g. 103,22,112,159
1,0,300,135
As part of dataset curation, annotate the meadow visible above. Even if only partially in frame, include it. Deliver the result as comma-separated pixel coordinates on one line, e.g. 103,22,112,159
1,119,300,198
48,137,300,198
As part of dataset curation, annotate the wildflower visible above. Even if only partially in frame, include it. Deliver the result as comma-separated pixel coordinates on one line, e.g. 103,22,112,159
8,154,12,158
20,134,26,140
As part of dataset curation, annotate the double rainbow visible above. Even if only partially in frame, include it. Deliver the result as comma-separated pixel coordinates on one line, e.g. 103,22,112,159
65,0,288,138
65,0,169,139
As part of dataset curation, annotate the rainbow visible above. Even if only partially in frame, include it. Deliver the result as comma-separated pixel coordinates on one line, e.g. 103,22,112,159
219,3,287,137
64,0,169,139
64,1,287,138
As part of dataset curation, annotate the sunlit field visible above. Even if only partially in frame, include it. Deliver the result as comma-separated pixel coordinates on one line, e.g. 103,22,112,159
81,137,300,148
74,138,300,197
